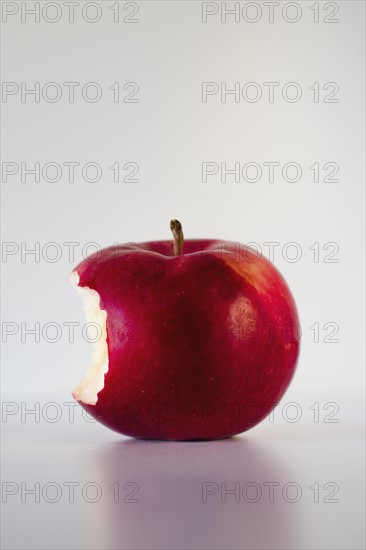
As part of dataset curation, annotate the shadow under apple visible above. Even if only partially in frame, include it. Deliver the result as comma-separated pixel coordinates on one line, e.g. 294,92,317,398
88,436,299,550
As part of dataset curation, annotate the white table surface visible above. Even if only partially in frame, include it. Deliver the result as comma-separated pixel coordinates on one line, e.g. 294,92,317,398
1,391,364,550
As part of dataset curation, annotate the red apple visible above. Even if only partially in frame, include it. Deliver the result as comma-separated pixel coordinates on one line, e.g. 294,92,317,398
70,221,300,440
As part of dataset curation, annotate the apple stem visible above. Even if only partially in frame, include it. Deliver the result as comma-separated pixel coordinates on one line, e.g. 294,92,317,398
170,219,184,256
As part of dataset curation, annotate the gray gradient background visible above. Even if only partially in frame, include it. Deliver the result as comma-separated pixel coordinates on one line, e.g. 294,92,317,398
1,1,365,549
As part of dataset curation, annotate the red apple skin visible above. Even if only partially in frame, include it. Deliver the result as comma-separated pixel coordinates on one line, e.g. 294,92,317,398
73,240,300,440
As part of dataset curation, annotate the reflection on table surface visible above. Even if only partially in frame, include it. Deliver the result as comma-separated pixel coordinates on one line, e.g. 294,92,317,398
93,437,294,550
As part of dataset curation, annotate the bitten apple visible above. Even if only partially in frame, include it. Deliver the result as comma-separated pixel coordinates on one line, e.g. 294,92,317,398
70,220,300,440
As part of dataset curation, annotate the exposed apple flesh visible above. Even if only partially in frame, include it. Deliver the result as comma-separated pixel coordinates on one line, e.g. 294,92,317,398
70,271,108,405
71,225,300,440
